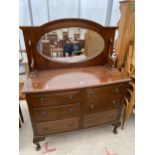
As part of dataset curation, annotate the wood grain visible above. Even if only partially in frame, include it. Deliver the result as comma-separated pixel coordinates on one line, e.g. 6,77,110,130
20,18,117,71
83,109,119,128
20,18,130,151
23,66,130,94
115,0,135,69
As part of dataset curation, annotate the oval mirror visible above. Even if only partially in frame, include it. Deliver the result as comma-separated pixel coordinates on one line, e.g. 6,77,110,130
37,27,105,63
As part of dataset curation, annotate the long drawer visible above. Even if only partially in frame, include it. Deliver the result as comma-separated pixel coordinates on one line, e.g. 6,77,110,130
36,117,80,135
32,103,81,122
84,99,121,114
27,91,81,107
86,84,125,100
83,109,119,128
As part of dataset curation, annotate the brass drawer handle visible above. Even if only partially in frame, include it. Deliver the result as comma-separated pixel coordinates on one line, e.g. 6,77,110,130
42,111,48,117
90,104,94,110
91,91,96,97
68,123,73,127
77,102,80,106
43,127,49,131
112,100,116,105
88,118,93,122
101,87,107,90
68,95,73,100
109,114,114,119
68,108,73,114
115,88,119,93
40,97,45,104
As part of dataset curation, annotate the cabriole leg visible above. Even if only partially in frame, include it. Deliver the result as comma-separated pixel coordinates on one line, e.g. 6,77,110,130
112,122,121,134
33,137,45,151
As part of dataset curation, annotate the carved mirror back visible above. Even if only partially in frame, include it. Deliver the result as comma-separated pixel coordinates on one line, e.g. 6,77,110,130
20,18,117,71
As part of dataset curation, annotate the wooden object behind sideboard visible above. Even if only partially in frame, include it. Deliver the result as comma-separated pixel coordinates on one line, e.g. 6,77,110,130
115,0,135,69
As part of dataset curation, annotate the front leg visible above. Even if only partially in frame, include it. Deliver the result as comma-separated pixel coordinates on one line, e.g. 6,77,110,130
112,122,121,134
33,137,45,151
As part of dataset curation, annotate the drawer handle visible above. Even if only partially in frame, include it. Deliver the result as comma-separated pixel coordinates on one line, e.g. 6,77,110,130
88,118,93,122
68,95,73,100
43,127,49,131
40,97,45,104
112,100,116,105
68,108,73,114
42,111,48,117
91,91,96,97
90,104,94,110
102,87,107,90
77,102,80,106
115,88,119,93
68,123,73,127
109,114,114,119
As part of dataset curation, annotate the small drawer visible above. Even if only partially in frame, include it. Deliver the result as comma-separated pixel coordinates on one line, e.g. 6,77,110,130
27,91,81,107
86,84,125,100
83,109,119,128
32,103,81,122
36,117,80,135
84,99,121,114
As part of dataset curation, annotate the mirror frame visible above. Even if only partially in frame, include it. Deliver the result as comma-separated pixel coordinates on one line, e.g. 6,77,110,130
20,18,117,71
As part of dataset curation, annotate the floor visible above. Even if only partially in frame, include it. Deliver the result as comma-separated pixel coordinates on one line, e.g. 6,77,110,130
19,101,135,155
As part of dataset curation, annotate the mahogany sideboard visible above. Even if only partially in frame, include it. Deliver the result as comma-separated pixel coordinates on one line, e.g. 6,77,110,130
20,18,130,151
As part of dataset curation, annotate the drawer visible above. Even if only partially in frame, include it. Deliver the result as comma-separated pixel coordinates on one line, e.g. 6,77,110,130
86,84,125,100
28,91,81,107
32,103,81,122
36,117,79,135
83,109,119,128
84,99,121,114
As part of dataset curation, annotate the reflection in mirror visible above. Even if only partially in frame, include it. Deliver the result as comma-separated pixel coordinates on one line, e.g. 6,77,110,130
37,27,105,63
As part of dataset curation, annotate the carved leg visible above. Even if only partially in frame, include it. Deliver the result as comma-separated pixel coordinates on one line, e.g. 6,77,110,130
112,122,121,134
33,137,45,151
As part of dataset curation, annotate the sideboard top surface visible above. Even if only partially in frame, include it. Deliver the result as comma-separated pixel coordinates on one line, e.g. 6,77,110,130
22,66,130,94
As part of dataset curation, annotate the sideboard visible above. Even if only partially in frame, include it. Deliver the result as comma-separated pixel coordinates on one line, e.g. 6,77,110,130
20,18,130,151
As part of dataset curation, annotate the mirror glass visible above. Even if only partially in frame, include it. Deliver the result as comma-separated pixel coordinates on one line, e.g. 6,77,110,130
37,27,105,63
